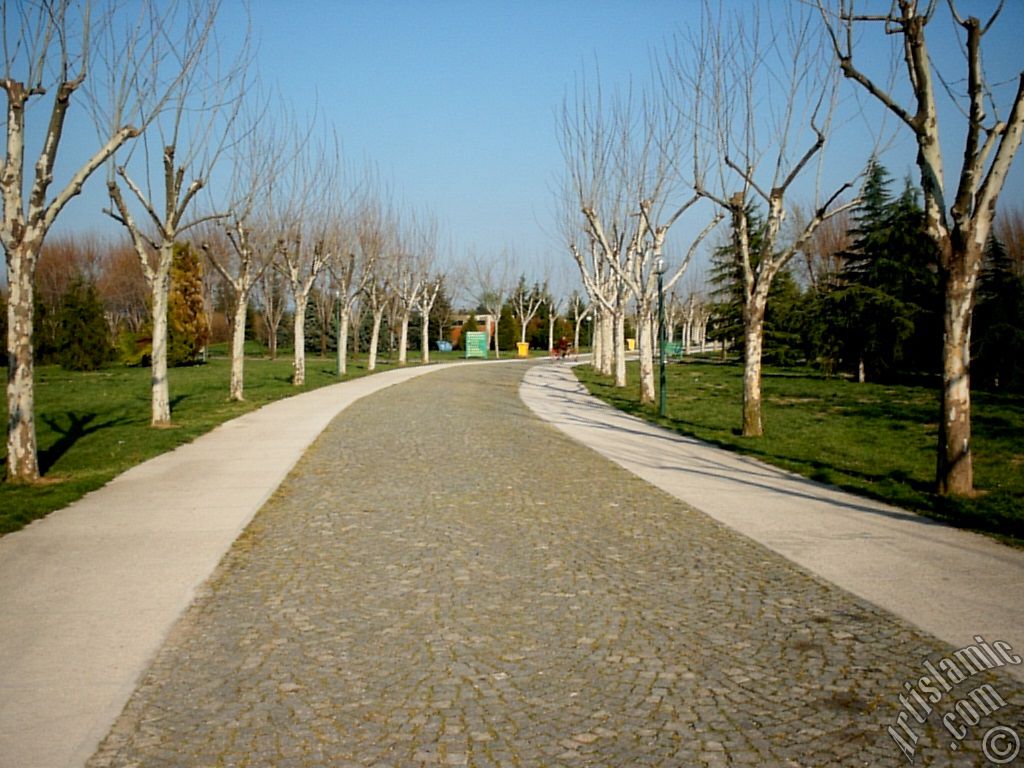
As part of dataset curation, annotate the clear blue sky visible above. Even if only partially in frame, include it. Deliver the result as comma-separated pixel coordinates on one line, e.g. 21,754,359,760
38,0,1024,291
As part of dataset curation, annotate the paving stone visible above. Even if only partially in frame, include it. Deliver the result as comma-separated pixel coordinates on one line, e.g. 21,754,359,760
87,363,1024,767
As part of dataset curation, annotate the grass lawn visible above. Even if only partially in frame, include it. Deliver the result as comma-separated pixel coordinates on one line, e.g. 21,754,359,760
574,358,1024,544
0,349,462,535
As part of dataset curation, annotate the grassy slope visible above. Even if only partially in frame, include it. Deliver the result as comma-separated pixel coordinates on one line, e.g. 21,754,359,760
574,358,1024,543
0,353,394,534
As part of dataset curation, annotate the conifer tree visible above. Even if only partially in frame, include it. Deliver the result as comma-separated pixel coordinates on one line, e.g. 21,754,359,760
974,233,1024,390
57,278,112,371
168,243,210,366
820,161,939,382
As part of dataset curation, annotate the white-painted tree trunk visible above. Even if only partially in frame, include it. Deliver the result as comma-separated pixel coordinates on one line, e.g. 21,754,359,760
368,309,384,370
600,309,614,376
741,292,768,437
338,310,351,376
292,296,308,385
637,304,656,404
398,312,410,365
228,294,248,401
149,249,173,426
614,308,626,388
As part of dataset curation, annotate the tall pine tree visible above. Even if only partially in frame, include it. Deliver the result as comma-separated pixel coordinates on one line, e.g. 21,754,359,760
820,161,939,382
973,233,1024,390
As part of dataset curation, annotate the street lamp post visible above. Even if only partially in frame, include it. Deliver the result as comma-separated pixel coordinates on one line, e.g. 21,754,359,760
335,290,342,377
655,257,667,418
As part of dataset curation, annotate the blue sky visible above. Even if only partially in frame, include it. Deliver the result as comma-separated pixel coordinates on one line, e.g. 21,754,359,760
36,0,1024,292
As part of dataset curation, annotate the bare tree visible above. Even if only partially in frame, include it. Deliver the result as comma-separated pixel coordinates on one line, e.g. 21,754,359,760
254,260,287,359
105,0,246,425
1,1,157,481
560,74,721,401
202,95,283,401
417,275,444,363
356,196,399,371
546,290,563,353
275,128,341,385
97,241,149,337
673,3,859,436
509,274,545,346
470,249,512,358
820,0,1024,495
393,210,439,365
567,290,590,351
330,221,374,376
793,204,851,293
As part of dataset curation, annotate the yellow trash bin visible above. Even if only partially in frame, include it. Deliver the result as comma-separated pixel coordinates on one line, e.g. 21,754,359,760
516,342,530,358
627,338,636,351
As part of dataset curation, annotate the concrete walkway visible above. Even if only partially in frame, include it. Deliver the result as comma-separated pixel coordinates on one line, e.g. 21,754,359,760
0,360,1019,768
520,362,1024,678
0,363,461,768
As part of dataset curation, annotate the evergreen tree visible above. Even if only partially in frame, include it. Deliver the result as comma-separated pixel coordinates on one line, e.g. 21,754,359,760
707,204,804,362
168,243,210,366
819,161,939,381
303,291,326,354
32,293,60,365
973,233,1024,390
56,278,112,371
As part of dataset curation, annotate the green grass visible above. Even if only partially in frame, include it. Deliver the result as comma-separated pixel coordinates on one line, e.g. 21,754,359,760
0,353,416,535
574,358,1024,544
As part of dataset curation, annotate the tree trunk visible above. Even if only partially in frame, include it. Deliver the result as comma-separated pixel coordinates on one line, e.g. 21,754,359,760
421,315,430,364
937,246,978,495
368,310,384,370
493,317,501,359
741,294,767,437
5,241,40,482
150,253,172,426
614,308,626,388
600,309,614,375
229,294,248,401
292,296,308,385
338,309,350,376
638,305,655,405
398,312,410,365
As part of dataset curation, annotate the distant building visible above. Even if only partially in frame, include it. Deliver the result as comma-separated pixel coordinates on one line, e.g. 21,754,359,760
450,313,495,347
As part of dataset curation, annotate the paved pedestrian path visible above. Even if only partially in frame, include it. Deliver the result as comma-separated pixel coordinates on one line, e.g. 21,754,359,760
78,363,1021,767
522,363,1024,675
0,364,456,768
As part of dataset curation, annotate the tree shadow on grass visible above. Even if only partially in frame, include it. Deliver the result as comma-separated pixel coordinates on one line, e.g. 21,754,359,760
38,411,126,474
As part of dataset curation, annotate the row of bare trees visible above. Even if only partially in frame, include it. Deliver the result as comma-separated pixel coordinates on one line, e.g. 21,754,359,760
560,0,1024,498
2,1,448,484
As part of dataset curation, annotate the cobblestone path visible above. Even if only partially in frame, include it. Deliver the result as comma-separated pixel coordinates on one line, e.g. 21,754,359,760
89,364,1024,767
